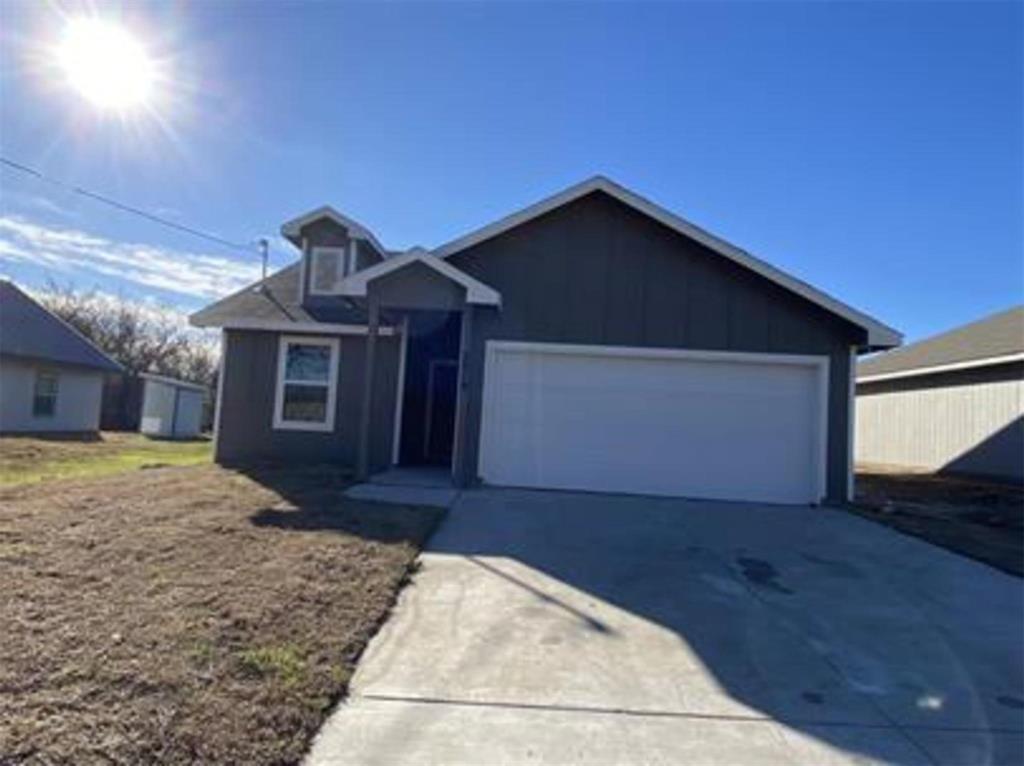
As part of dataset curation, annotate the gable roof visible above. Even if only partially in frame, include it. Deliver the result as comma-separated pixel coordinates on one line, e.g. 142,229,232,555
0,281,122,372
858,306,1024,382
433,176,901,349
336,247,502,306
280,205,387,256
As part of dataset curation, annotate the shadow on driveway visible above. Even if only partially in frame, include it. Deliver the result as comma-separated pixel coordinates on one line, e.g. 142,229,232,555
316,487,1024,765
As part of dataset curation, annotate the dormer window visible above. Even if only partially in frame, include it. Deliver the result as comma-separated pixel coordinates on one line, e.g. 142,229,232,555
309,246,347,294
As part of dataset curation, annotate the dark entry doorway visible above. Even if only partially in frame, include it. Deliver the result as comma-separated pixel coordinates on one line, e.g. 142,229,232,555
398,311,462,467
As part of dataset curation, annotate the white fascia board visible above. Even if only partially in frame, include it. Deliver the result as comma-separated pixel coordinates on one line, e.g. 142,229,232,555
199,318,395,336
280,205,387,256
336,250,502,307
431,176,902,349
857,352,1024,384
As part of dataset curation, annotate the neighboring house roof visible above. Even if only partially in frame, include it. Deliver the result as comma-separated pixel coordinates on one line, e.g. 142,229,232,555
0,280,122,373
140,372,207,393
280,205,388,256
858,306,1024,383
336,247,502,306
190,262,395,333
433,176,901,349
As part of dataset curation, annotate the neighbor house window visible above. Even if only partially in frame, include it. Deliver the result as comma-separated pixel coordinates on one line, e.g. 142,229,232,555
273,336,339,431
32,370,59,417
309,246,346,294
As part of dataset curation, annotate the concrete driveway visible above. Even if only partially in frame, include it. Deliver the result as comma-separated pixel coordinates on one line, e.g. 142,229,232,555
308,488,1024,765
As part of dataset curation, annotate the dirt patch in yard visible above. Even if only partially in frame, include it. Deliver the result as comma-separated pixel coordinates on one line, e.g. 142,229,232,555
0,464,444,765
852,469,1023,577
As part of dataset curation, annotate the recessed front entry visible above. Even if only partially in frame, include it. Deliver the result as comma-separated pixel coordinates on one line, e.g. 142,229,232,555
397,311,462,467
478,341,828,504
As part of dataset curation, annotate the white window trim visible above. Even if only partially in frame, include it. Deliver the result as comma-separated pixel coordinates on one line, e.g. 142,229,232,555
273,335,340,432
346,240,358,277
309,246,347,295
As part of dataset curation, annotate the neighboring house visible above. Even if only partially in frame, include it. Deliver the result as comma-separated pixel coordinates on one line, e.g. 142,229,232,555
138,373,206,439
0,280,122,433
191,176,901,505
857,306,1024,483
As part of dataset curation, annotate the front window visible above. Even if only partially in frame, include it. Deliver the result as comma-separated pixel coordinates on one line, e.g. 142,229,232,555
33,370,59,417
273,336,339,431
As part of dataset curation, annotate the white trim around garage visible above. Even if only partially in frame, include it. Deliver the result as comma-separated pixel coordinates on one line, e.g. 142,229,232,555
272,335,340,433
857,352,1024,384
432,177,900,349
478,341,831,504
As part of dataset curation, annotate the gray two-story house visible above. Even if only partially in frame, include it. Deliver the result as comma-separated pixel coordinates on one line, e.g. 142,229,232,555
191,176,900,505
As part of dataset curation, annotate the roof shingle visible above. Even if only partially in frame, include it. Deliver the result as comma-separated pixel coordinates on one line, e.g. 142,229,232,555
189,262,373,328
0,281,122,373
858,306,1024,380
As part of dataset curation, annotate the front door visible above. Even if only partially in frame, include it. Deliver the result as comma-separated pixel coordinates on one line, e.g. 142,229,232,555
424,359,459,464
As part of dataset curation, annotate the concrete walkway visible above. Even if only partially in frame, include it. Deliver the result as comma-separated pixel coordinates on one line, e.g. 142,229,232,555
307,488,1024,765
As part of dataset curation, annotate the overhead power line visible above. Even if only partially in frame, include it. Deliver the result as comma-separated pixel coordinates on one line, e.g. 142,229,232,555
0,156,258,254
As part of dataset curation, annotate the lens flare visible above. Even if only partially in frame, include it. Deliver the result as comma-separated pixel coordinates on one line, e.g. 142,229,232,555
57,18,155,110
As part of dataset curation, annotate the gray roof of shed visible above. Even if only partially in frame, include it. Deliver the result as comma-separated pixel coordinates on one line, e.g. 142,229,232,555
0,280,122,373
858,306,1024,380
190,262,373,328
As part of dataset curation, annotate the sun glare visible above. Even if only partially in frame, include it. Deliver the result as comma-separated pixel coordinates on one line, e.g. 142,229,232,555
57,19,155,110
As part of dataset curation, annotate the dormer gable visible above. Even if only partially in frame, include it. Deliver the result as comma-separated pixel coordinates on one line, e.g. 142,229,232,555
280,206,387,300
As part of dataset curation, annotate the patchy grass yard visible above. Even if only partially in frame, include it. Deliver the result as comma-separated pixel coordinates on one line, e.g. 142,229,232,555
853,468,1023,577
0,464,444,764
0,432,212,487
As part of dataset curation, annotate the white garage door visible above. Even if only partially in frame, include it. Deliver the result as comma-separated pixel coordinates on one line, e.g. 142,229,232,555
478,342,828,504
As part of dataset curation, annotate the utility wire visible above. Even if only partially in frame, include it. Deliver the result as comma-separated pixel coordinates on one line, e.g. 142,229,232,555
0,155,258,254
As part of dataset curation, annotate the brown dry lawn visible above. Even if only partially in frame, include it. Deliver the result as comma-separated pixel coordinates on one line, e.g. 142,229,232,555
853,468,1023,576
0,463,444,765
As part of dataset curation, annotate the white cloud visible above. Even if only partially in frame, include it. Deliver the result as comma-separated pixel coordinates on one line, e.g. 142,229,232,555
0,215,262,301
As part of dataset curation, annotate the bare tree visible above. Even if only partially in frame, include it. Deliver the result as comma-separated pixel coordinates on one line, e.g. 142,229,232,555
38,282,218,388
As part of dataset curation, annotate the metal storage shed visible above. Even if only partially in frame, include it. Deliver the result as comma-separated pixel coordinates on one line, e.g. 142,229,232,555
139,373,206,438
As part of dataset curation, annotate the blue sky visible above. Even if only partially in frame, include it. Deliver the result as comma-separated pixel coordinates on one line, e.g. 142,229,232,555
0,0,1020,342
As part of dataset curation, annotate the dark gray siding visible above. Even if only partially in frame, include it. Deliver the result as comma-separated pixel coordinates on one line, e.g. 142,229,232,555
449,191,864,503
356,240,384,271
217,330,399,472
371,262,466,312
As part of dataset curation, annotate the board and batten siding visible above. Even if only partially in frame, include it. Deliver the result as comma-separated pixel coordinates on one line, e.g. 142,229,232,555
448,190,866,502
0,355,105,433
856,362,1024,482
215,329,400,471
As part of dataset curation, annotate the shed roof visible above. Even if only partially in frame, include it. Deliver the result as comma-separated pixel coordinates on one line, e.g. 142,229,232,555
858,306,1024,382
140,372,207,393
0,280,122,373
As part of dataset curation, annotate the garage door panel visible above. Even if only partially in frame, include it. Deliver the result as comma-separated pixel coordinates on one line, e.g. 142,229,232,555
479,343,825,504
